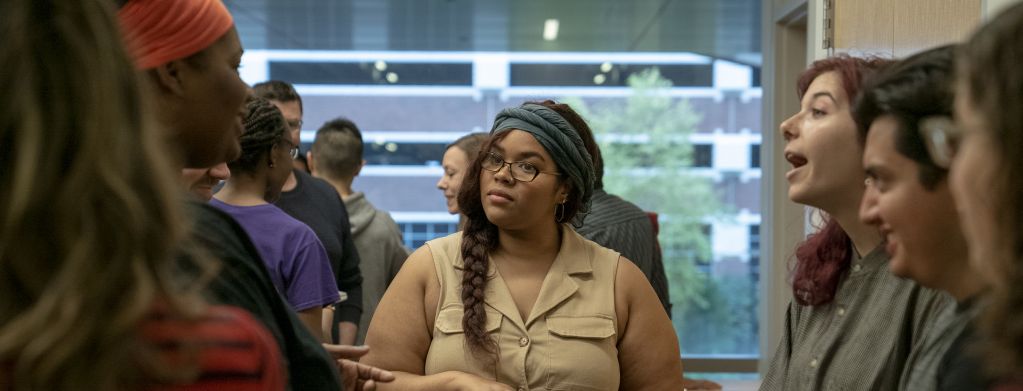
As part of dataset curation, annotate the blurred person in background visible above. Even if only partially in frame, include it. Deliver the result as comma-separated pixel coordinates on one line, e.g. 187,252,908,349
565,99,672,317
854,44,986,390
308,117,410,346
950,4,1023,389
253,80,365,346
211,96,340,342
437,132,489,225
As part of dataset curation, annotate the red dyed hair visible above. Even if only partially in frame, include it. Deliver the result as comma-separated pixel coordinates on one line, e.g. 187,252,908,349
790,55,892,306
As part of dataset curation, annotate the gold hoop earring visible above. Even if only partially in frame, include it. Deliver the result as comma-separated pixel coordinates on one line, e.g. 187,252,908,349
555,202,565,223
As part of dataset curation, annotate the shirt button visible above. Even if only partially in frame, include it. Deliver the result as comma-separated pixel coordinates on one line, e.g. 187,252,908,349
852,264,862,272
837,306,846,316
810,358,819,368
519,337,530,347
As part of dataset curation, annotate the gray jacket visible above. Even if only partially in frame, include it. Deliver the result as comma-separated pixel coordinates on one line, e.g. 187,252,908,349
344,191,410,344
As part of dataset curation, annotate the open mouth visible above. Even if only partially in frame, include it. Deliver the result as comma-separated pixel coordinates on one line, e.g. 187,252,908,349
785,151,808,169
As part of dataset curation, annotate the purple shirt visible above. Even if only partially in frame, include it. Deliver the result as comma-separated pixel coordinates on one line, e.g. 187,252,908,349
210,199,340,311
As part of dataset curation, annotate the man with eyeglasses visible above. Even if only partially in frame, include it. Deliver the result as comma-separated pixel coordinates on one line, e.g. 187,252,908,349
853,45,987,391
253,80,365,347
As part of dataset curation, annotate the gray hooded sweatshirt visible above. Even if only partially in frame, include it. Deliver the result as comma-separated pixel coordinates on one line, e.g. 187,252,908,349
343,191,410,344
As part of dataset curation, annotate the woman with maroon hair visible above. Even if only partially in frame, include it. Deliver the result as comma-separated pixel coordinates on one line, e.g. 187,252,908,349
760,56,950,390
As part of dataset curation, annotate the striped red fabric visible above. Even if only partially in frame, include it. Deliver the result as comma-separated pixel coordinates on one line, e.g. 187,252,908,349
142,305,285,391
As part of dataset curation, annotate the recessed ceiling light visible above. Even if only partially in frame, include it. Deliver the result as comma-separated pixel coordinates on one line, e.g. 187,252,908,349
543,19,559,41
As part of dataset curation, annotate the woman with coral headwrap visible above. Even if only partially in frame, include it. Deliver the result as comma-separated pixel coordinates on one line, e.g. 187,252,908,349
118,1,394,390
362,101,684,390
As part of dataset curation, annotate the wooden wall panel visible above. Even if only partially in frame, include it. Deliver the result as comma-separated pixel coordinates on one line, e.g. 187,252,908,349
834,0,894,56
834,0,981,57
893,0,981,57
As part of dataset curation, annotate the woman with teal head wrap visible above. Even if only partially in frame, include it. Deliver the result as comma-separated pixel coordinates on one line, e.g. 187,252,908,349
362,100,684,390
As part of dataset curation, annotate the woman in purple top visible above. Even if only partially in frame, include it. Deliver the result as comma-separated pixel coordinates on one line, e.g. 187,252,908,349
212,96,340,342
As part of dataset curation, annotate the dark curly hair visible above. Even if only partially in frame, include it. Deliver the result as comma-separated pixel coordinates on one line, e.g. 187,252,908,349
454,100,592,356
853,45,955,191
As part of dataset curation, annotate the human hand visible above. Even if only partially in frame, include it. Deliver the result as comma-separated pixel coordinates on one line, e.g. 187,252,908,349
322,344,395,391
682,376,722,391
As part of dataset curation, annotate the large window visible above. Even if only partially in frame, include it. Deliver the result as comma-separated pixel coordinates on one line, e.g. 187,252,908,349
230,0,762,374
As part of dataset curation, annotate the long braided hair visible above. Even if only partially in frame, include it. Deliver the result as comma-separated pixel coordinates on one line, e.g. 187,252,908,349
454,100,590,355
228,95,287,174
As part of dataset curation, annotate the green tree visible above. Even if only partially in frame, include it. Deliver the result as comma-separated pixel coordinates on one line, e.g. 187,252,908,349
563,68,726,341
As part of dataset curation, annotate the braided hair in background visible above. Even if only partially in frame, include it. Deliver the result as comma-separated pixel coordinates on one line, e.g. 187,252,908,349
229,95,287,173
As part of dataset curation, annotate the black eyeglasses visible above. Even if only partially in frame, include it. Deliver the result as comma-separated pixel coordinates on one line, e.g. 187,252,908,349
919,116,961,169
481,152,560,182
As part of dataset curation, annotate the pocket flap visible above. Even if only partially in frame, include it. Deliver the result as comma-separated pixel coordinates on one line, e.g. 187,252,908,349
435,306,502,334
547,315,616,339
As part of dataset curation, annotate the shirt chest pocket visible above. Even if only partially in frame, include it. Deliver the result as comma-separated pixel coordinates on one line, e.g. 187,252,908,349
426,305,503,377
434,305,502,335
544,315,620,391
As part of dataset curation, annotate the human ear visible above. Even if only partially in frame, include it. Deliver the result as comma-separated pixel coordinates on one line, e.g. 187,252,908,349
149,60,186,97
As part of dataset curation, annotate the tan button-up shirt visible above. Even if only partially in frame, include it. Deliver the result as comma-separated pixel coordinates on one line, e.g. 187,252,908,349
424,226,621,391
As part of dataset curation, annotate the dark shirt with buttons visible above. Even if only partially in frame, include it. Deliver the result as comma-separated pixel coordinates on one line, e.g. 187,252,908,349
761,246,952,391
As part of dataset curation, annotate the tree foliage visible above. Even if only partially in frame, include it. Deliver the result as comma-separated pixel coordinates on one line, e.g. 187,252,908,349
564,67,724,321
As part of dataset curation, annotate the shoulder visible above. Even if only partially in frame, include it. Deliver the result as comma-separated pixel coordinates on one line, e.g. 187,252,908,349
393,243,441,291
568,227,621,265
184,202,258,255
614,256,647,299
576,197,652,240
264,205,316,232
368,208,399,233
300,170,342,200
424,231,463,261
187,201,243,233
142,305,285,388
584,191,649,223
260,206,325,247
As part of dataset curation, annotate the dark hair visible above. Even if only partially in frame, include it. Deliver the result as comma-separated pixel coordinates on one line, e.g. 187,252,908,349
251,80,303,113
791,55,892,306
230,96,286,174
853,45,955,190
454,100,591,355
446,132,489,163
311,117,364,179
959,2,1023,378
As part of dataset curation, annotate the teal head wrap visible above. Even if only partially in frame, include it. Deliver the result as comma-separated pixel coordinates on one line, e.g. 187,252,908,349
489,103,595,210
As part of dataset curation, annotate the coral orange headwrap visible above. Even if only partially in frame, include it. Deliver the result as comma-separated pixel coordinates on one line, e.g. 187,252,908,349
118,0,234,70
